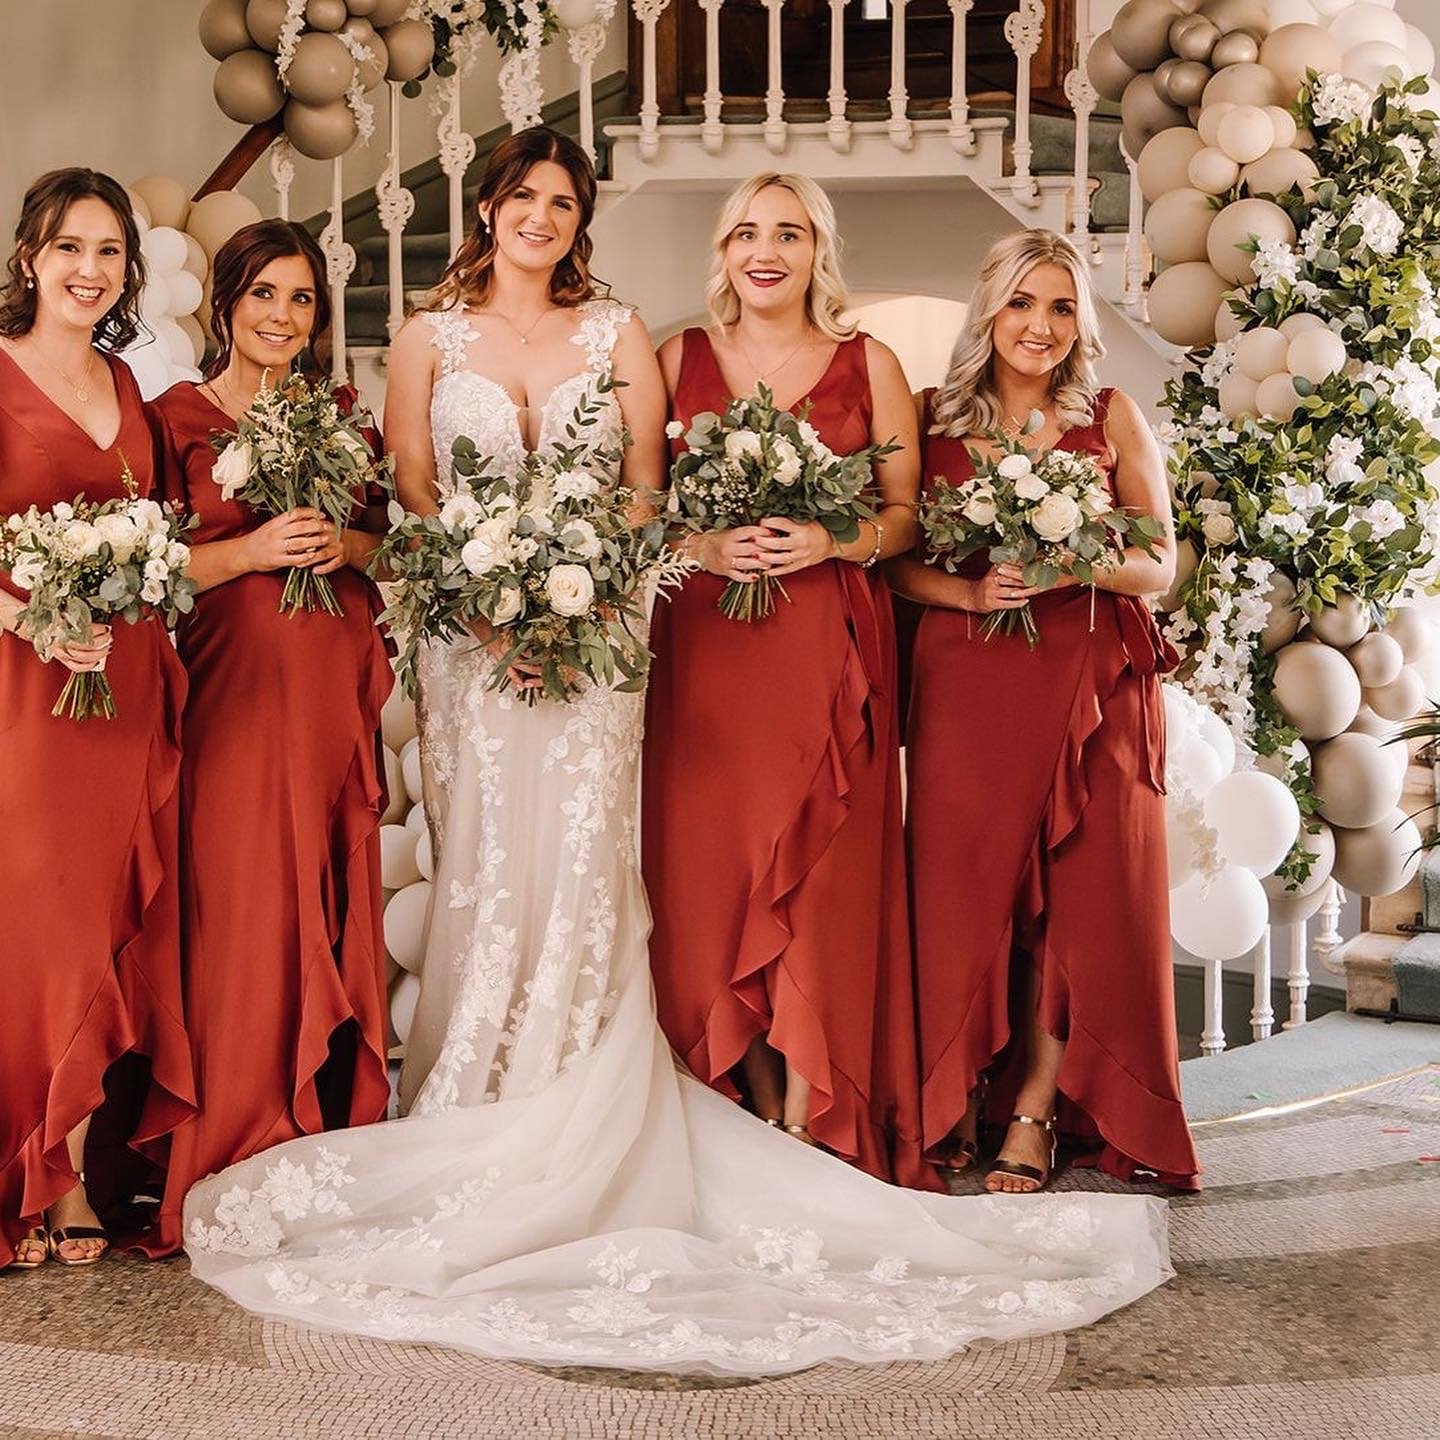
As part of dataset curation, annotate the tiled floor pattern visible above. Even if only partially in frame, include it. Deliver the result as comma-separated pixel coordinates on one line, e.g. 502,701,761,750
1,1069,1437,1439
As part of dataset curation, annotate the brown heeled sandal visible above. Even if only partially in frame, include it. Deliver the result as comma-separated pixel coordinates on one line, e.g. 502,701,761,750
985,1114,1056,1193
7,1228,48,1270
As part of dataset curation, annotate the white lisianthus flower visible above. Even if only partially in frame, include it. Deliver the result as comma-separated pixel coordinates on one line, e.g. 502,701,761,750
1031,491,1083,542
1202,512,1238,545
724,429,764,463
1013,473,1049,502
146,530,169,558
961,488,999,526
212,440,254,502
143,558,170,583
552,467,601,502
1080,484,1111,517
562,517,603,560
438,493,485,529
166,542,190,571
771,436,802,487
140,576,166,604
996,452,1033,481
545,563,595,617
489,586,523,626
459,515,516,575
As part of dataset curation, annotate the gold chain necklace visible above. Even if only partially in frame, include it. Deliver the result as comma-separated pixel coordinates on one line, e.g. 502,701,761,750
487,306,555,347
730,324,814,383
34,342,96,403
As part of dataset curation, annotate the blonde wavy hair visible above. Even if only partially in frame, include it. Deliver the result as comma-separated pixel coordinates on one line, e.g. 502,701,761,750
931,228,1104,438
705,173,855,342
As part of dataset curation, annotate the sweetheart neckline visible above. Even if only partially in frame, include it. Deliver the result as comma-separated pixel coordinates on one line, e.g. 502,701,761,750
434,369,600,457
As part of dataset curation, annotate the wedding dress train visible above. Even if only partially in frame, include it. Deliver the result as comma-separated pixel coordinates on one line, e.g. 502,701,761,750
183,300,1173,1376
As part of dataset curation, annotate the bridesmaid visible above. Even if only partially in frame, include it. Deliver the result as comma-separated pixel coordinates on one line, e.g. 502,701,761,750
644,173,937,1190
892,228,1200,1193
0,169,194,1267
148,220,392,1249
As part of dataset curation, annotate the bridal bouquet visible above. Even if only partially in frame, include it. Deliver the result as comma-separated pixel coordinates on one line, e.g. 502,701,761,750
210,373,392,618
920,411,1164,647
0,462,196,719
669,384,895,621
379,395,692,706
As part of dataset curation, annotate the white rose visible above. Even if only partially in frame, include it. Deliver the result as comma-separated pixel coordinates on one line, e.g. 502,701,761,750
562,517,603,560
129,498,164,533
140,576,166,604
545,563,595,617
1202,512,1237,545
332,429,371,466
724,429,764,463
795,418,833,462
94,512,139,561
459,515,516,575
146,531,169,558
1013,473,1049,502
997,452,1033,481
1030,491,1083,542
552,467,601,502
771,436,802,487
166,542,190,571
438,492,485,530
143,558,169,584
1080,484,1111,518
489,586,523,625
961,488,998,526
65,521,105,558
212,440,254,502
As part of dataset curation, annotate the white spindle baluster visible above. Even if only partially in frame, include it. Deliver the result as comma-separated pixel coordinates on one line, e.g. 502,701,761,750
1250,929,1275,1041
437,74,476,258
319,158,356,384
1313,879,1347,974
947,0,975,155
701,0,726,153
1004,0,1044,206
889,0,913,149
635,0,673,161
827,0,850,152
1064,0,1099,252
376,83,415,341
1121,137,1147,313
568,20,610,162
269,137,295,221
763,0,787,154
1201,956,1226,1057
1283,920,1310,1029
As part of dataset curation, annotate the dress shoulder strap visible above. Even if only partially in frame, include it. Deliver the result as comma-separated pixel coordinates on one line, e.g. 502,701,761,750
1091,387,1115,430
421,307,478,377
572,297,634,373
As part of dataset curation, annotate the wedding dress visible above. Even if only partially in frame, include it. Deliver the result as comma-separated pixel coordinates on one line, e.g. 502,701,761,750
183,300,1174,1377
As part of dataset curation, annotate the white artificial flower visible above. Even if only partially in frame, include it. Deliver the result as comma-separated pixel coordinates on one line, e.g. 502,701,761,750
961,487,998,526
1392,133,1425,176
552,468,601,502
562,517,603,560
1348,193,1404,258
1201,341,1236,391
1030,491,1082,542
1253,238,1302,289
1281,479,1325,514
1388,358,1440,423
1299,213,1338,263
1360,498,1407,540
724,429,764,463
1202,512,1238,545
439,492,486,530
489,586,523,626
1311,74,1373,127
996,452,1033,481
545,563,595,617
212,440,254,502
459,515,516,575
1014,473,1049,502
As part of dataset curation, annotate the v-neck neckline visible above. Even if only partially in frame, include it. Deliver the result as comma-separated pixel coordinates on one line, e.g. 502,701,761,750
697,329,848,415
0,342,124,452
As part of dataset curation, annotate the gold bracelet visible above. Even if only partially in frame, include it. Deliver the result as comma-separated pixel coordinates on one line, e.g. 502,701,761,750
859,518,884,569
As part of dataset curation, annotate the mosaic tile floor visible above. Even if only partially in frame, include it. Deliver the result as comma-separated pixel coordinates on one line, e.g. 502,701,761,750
2,1069,1437,1439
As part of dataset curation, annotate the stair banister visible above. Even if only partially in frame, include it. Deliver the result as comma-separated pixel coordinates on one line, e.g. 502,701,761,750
1202,956,1226,1056
1064,0,1099,254
1005,0,1045,206
1251,928,1275,1041
634,0,672,161
1120,136,1147,314
889,0,913,151
438,75,478,259
376,82,416,342
268,137,296,222
568,19,611,162
763,0,787,155
701,0,726,154
827,0,851,154
1282,921,1310,1029
946,0,976,156
319,158,357,385
1314,880,1346,975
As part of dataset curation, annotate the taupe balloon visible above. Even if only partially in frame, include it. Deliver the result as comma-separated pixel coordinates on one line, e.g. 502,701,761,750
367,0,413,24
1205,197,1296,284
1166,60,1213,107
338,15,376,45
305,0,348,29
1145,187,1216,265
284,97,359,159
347,0,379,13
132,175,190,232
1138,126,1205,203
1154,58,1183,97
1145,261,1231,347
1331,809,1423,897
1312,732,1403,828
1309,593,1372,648
1087,31,1140,104
1365,665,1426,723
1242,147,1320,200
1122,72,1190,156
1198,0,1271,41
245,0,290,52
354,32,389,90
1211,29,1260,68
1172,15,1220,62
185,188,263,257
1157,537,1199,612
381,18,435,81
1383,607,1433,664
1272,640,1363,740
1202,61,1283,108
286,32,355,105
1262,820,1335,900
1112,0,1184,71
200,0,253,60
1260,573,1302,653
214,47,286,123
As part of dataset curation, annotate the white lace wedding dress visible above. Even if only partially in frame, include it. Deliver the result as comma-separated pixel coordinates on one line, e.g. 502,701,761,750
183,300,1174,1377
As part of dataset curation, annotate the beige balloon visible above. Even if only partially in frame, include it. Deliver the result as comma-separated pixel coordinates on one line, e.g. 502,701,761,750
1258,23,1343,103
1233,325,1288,381
1259,569,1301,653
130,174,191,232
1218,367,1259,419
368,0,414,24
1189,144,1241,195
1287,326,1347,384
1215,295,1244,341
1262,820,1335,900
125,188,152,228
1166,60,1214,108
1311,732,1403,828
1139,127,1205,203
1278,311,1326,340
1196,100,1235,146
1146,261,1232,347
354,33,389,90
1348,632,1405,689
1242,147,1319,200
1157,536,1200,612
1088,31,1140,104
1217,104,1275,163
381,18,435,82
1255,370,1301,420
1330,809,1423,897
199,0,254,60
304,0,348,29
1122,73,1191,156
1309,592,1371,647
1206,197,1296,284
1272,640,1363,739
1366,665,1426,723
244,0,290,52
176,313,208,368
1112,0,1184,70
213,47,286,124
1202,61,1283,108
1145,188,1217,265
185,188,264,258
1383,606,1433,664
182,233,209,280
285,32,355,105
283,96,360,160
1264,105,1298,149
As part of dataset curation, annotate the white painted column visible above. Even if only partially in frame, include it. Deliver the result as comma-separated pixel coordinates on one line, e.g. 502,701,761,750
635,0,674,161
1064,0,1099,252
1250,929,1275,1041
567,20,611,163
269,137,295,221
1201,956,1226,1057
1282,920,1310,1029
438,74,476,259
1313,879,1347,975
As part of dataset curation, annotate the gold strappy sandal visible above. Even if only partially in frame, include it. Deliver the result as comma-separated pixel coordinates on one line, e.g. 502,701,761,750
985,1114,1056,1193
7,1228,48,1270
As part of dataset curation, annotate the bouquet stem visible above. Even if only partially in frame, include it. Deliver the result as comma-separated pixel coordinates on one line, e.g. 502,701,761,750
718,573,791,622
979,603,1040,649
53,670,116,721
279,566,344,617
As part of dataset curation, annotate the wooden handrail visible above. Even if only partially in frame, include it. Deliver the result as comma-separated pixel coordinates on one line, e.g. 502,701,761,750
194,118,284,201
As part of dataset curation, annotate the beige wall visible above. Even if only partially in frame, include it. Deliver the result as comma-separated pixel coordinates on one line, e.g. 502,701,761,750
0,1,626,243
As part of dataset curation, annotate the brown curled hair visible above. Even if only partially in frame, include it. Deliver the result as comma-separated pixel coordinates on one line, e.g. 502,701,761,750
206,219,331,379
425,126,603,314
0,168,146,352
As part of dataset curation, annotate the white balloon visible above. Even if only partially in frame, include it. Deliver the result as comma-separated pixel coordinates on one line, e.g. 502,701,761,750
401,736,423,803
1312,0,1352,14
384,879,432,974
381,746,407,823
140,224,188,275
1327,4,1408,55
1343,40,1409,90
1163,682,1201,745
389,971,421,1045
1403,25,1435,80
379,822,421,890
115,334,173,402
403,801,428,837
1171,732,1226,796
1204,770,1302,876
139,281,170,323
1268,0,1319,22
152,316,193,368
166,269,203,317
1197,707,1238,773
1165,802,1199,888
381,684,418,750
1171,865,1270,960
416,827,434,882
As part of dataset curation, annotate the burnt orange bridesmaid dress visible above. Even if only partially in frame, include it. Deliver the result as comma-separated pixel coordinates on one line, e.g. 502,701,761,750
0,349,195,1264
907,387,1200,1190
146,381,392,1248
644,329,937,1192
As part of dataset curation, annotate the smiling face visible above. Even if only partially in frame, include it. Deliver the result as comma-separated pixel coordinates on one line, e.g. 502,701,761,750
723,184,816,320
227,254,319,373
484,160,582,279
28,196,128,334
990,261,1079,385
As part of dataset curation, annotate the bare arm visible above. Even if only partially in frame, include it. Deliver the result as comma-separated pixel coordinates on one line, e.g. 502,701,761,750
612,313,668,524
1093,388,1176,597
384,315,442,518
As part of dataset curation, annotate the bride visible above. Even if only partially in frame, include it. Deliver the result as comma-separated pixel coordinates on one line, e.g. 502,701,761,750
183,128,1173,1377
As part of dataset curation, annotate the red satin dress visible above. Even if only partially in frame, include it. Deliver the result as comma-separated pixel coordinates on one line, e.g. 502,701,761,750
147,381,392,1248
644,330,937,1191
0,349,195,1265
907,388,1200,1190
